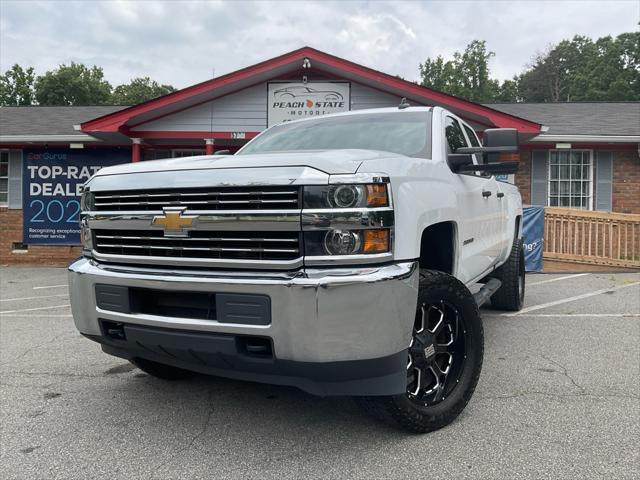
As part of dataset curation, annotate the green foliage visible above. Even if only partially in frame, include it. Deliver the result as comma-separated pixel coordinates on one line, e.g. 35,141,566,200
520,33,639,102
420,40,505,102
420,32,639,103
111,77,177,105
34,63,113,105
0,64,36,106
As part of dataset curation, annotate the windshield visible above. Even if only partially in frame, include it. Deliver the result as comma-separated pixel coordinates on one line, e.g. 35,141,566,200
238,111,432,158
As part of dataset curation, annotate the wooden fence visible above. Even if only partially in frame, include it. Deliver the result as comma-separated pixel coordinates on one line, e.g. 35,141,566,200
543,207,640,268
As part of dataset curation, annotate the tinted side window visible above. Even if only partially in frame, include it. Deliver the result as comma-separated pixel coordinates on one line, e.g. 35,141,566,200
445,116,468,153
463,124,480,147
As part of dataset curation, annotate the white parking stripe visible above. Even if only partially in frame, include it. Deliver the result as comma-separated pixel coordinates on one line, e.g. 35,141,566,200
0,314,73,318
487,313,640,318
32,284,67,290
506,281,640,316
528,273,589,286
0,294,68,303
0,304,70,314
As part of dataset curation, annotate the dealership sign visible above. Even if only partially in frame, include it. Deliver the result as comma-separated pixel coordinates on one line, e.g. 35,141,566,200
267,82,350,126
22,148,129,245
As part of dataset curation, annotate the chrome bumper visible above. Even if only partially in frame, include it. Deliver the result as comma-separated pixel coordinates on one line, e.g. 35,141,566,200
68,258,419,363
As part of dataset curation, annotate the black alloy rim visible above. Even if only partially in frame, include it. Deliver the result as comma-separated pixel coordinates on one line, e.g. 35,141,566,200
406,301,466,406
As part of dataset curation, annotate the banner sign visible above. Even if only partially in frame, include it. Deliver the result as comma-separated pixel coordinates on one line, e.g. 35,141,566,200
267,82,350,126
522,206,545,272
23,148,129,245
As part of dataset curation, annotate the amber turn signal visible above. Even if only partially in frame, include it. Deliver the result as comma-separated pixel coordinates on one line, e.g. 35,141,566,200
366,184,388,207
363,229,390,253
498,153,520,162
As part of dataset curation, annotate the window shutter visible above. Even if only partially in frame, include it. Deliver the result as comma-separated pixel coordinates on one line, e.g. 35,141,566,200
7,150,23,209
595,151,613,211
530,150,548,206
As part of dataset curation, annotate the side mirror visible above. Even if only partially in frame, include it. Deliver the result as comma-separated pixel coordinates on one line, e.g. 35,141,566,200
447,154,474,173
448,154,519,175
456,128,519,161
482,128,518,150
214,150,232,156
482,128,518,164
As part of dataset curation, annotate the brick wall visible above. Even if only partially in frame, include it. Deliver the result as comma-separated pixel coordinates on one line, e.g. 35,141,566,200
0,207,81,266
515,150,532,204
612,150,640,214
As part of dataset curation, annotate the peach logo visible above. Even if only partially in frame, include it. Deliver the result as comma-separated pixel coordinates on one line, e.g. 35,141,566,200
306,99,314,108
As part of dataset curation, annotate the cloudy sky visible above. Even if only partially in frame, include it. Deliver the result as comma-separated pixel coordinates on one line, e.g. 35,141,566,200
1,0,637,88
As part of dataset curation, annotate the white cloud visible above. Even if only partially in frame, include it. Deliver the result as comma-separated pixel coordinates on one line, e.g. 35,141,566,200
0,0,637,90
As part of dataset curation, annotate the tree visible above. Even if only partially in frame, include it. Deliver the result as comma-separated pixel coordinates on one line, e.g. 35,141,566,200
518,32,639,102
111,77,176,105
420,40,511,102
0,64,36,106
34,63,112,105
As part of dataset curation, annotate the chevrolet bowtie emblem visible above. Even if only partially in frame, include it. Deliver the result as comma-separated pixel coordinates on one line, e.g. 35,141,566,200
152,207,198,237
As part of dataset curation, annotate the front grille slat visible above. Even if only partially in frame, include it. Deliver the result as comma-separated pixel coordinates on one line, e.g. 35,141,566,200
93,186,301,211
93,229,302,262
96,235,298,243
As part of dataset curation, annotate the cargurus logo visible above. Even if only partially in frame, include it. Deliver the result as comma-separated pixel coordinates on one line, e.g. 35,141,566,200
27,152,68,161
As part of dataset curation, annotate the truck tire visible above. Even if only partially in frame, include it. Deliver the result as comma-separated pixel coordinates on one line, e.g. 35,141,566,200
490,238,525,311
356,269,483,433
130,358,196,380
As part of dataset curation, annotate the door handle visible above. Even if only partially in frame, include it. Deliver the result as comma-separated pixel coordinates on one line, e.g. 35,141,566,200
482,190,492,198
497,192,505,198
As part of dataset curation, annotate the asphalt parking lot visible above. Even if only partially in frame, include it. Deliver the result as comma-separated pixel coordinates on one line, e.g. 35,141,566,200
1,267,639,479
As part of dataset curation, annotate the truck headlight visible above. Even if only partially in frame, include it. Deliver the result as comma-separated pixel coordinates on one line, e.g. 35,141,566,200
80,217,93,255
304,184,389,208
80,190,94,211
305,228,390,256
324,230,362,255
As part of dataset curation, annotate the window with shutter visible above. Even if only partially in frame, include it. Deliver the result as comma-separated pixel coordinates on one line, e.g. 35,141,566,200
548,150,593,209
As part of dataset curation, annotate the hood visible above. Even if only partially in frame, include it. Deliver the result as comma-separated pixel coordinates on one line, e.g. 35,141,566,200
94,149,401,177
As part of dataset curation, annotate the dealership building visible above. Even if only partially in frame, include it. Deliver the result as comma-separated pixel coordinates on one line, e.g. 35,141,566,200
1,47,639,265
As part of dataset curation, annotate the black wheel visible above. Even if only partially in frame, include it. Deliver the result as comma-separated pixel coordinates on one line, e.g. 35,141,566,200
130,358,196,380
490,238,525,311
356,270,483,433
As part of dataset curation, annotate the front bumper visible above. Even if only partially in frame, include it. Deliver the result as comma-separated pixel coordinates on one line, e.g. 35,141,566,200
68,258,419,396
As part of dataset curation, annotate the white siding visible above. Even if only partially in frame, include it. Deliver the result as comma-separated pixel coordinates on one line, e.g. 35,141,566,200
134,82,428,133
350,83,422,110
135,84,268,133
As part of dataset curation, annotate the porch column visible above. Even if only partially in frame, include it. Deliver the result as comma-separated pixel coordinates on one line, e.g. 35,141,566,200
205,138,215,155
131,138,142,162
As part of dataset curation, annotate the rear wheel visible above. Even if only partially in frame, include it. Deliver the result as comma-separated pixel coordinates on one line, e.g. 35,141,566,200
490,238,525,311
356,270,484,433
131,358,196,380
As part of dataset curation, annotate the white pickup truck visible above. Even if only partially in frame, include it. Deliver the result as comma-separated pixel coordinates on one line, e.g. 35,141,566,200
69,106,525,433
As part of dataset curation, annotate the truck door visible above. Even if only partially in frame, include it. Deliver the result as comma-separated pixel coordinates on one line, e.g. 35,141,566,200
445,116,502,281
462,122,510,261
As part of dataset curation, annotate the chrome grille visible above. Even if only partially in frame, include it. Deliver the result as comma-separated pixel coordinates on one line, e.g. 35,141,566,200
93,186,301,211
93,230,301,261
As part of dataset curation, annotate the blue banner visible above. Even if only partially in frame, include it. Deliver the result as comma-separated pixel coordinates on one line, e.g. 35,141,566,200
23,148,129,245
522,206,545,272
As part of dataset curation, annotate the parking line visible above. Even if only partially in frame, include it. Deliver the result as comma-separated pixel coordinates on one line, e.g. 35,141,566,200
0,294,68,303
0,314,73,318
528,273,589,286
0,304,70,314
506,281,640,316
32,284,67,290
488,313,640,318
